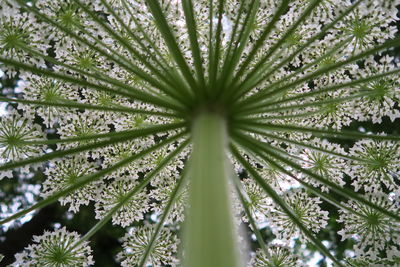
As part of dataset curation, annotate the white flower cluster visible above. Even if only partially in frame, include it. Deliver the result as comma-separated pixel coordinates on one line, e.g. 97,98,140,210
249,245,304,267
12,227,94,266
42,155,102,213
348,139,400,193
268,189,329,241
299,138,346,192
0,0,399,265
338,194,400,261
117,224,179,266
0,111,44,179
95,177,150,227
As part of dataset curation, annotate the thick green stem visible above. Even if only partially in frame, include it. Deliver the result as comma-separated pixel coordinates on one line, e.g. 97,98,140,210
183,112,241,267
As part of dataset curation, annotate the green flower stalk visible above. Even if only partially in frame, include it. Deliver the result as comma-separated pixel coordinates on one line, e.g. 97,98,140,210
184,112,241,267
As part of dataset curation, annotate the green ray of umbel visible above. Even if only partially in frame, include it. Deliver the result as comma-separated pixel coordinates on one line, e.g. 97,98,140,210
231,144,344,267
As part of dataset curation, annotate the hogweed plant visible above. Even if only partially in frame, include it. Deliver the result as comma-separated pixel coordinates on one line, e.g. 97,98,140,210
0,0,399,266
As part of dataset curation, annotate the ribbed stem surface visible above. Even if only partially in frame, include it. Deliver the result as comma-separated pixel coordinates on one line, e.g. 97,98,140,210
183,112,241,267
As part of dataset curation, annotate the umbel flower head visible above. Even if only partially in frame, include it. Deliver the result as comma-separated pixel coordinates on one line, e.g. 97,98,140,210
13,227,94,266
0,0,399,266
249,245,304,267
117,224,179,266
